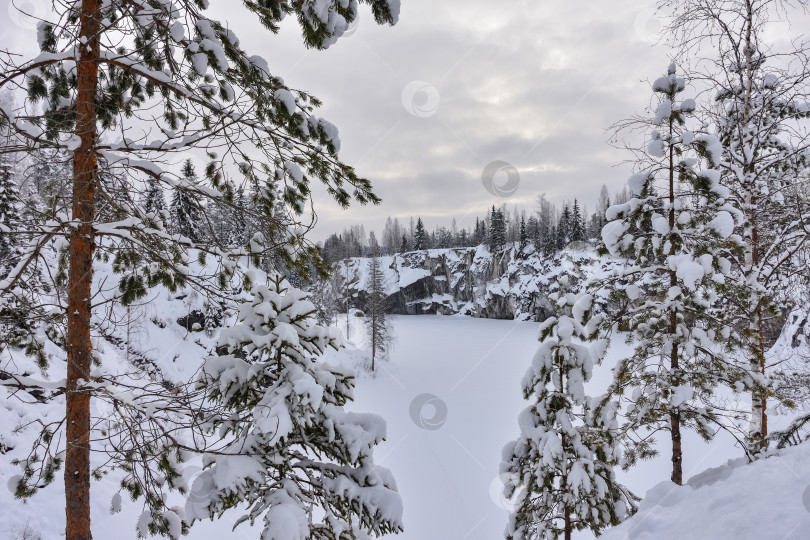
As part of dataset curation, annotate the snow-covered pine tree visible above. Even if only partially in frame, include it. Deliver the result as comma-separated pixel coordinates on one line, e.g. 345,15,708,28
170,160,203,242
660,0,810,453
502,292,637,540
599,64,749,484
365,252,393,371
191,274,403,538
0,0,402,537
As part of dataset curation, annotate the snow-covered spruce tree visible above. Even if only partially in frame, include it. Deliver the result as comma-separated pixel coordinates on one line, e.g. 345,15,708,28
0,150,18,266
0,107,53,368
599,64,750,484
502,292,636,540
570,200,585,243
0,1,402,538
365,253,393,371
556,204,571,250
659,0,810,452
170,160,204,242
96,157,133,222
414,217,428,250
0,149,27,347
519,215,528,256
310,270,341,327
142,176,167,225
191,274,402,537
490,206,507,252
24,146,73,221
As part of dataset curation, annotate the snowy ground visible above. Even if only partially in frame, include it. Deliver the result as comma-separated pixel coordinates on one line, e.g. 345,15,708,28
1,313,800,539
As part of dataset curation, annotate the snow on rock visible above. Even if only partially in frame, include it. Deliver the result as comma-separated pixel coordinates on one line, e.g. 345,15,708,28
601,443,810,540
331,245,624,322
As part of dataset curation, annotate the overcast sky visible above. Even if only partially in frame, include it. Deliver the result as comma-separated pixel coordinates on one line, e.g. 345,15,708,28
2,0,804,241
228,0,675,240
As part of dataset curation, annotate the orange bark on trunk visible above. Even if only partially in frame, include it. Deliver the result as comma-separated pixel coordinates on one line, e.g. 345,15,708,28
65,1,100,538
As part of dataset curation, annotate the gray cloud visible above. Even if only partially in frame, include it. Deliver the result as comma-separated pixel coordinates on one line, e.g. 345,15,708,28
12,0,801,242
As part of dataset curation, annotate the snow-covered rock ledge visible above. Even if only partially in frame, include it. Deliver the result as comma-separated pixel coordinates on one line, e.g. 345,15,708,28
332,244,620,321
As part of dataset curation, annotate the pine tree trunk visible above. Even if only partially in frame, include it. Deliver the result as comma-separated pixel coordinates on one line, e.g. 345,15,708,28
668,120,683,486
564,507,571,540
66,1,99,538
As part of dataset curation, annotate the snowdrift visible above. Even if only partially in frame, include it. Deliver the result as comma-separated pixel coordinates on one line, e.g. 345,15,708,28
601,444,810,540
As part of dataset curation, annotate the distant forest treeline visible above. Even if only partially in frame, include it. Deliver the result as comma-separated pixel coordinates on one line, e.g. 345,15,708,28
320,184,633,263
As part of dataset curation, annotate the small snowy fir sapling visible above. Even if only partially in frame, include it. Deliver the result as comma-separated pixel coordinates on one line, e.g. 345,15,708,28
502,292,637,540
190,274,403,538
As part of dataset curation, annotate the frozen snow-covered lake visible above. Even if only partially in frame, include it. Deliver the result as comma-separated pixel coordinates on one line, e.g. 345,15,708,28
340,315,741,540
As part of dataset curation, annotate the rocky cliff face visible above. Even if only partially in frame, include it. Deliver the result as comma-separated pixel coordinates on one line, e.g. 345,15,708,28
334,244,606,321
